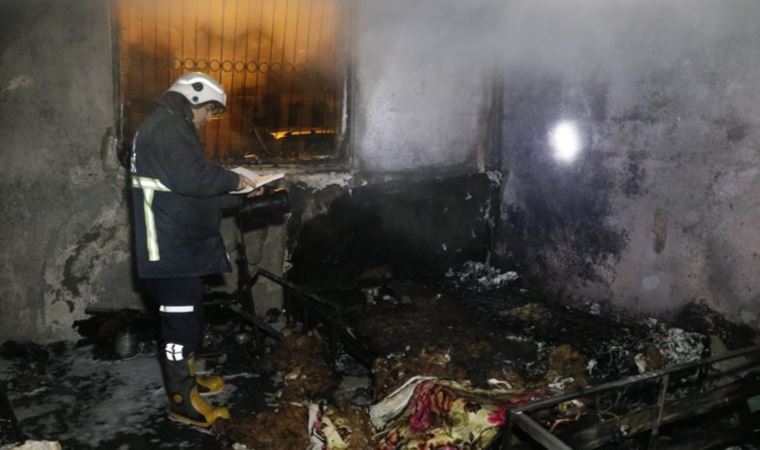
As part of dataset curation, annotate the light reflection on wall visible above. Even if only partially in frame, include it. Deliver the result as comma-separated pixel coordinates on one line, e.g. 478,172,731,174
116,0,343,162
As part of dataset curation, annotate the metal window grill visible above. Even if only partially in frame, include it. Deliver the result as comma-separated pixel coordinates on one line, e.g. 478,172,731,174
115,0,344,163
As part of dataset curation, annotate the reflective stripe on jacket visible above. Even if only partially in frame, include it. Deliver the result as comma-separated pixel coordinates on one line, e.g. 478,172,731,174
130,96,239,279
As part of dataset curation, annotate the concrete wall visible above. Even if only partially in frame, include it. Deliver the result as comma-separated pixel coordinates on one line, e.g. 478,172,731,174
0,0,142,342
496,1,760,326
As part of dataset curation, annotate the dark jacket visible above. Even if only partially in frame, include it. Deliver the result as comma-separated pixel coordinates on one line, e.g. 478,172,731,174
130,93,239,279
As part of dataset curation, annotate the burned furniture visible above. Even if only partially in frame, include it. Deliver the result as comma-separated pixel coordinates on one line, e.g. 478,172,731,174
214,173,760,449
206,188,291,343
254,272,760,449
502,345,760,449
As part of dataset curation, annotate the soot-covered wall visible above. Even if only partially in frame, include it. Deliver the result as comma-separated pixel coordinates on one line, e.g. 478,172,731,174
497,1,760,326
0,0,499,342
0,0,142,342
353,0,501,172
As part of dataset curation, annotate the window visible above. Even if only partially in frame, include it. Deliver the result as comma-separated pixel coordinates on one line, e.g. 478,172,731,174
114,0,347,164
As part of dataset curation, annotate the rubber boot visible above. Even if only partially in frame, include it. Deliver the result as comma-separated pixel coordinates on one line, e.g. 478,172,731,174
162,355,230,427
188,355,224,395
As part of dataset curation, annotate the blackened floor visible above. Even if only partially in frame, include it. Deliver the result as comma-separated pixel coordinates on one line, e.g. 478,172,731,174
0,341,268,449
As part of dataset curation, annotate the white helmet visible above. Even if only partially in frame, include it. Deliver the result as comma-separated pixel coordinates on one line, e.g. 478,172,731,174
167,72,226,114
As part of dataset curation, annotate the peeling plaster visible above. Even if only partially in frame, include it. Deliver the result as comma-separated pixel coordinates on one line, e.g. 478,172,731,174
292,172,354,192
0,74,33,96
42,207,132,341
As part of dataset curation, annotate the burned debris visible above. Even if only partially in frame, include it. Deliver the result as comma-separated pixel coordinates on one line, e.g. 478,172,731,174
5,0,760,449
205,273,759,449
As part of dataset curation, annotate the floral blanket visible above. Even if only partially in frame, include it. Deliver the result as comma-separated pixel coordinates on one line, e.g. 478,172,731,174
309,376,547,450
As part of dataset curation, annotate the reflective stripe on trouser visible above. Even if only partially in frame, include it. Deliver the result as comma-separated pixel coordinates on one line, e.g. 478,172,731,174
131,176,171,262
142,277,204,356
165,342,185,361
160,305,195,313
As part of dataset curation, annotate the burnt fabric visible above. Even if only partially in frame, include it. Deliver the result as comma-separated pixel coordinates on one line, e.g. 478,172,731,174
143,277,204,354
130,92,239,279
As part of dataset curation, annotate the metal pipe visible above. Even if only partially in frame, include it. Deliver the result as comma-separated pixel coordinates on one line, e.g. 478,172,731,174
500,414,515,450
647,373,669,450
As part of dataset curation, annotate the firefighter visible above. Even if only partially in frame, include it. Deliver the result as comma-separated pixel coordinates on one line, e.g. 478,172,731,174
129,72,257,426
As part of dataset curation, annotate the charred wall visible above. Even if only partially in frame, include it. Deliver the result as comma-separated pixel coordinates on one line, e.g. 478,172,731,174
0,0,142,342
495,2,760,327
497,73,627,288
6,0,760,342
288,174,494,287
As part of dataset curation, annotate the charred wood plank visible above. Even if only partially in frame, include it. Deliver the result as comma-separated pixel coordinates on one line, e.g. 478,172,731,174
567,375,760,450
647,374,669,450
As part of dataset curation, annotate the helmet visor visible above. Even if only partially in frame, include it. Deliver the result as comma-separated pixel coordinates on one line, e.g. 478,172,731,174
202,101,225,116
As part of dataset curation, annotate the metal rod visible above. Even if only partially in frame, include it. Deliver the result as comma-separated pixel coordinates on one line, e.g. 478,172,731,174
299,0,315,134
223,302,283,341
287,0,302,133
139,0,145,100
280,0,291,69
648,373,669,450
256,267,376,367
215,0,226,158
513,344,760,414
500,413,515,450
240,0,251,142
153,0,159,86
325,1,338,137
265,0,276,135
511,412,574,450
195,0,201,61
180,0,185,59
252,0,264,135
229,0,238,151
257,268,338,311
571,375,760,450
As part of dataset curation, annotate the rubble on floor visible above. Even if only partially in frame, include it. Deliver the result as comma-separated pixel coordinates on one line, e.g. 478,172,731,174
0,307,272,449
445,261,519,291
230,273,757,449
259,330,336,402
2,275,758,449
214,402,310,450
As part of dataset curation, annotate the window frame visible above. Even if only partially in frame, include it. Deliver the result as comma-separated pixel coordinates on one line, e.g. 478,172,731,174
109,0,353,171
